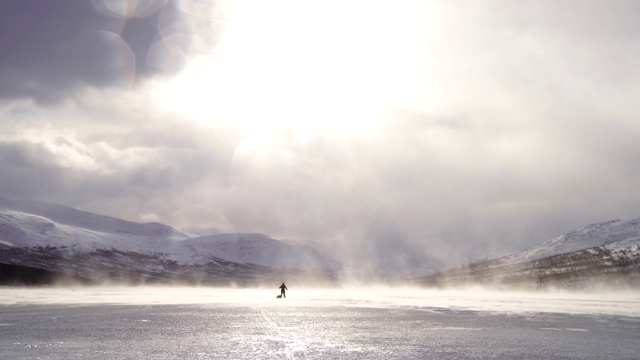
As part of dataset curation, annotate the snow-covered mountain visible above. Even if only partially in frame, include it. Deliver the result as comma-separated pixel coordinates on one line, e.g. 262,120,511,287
181,234,340,273
0,197,340,285
0,197,189,241
417,218,640,289
504,219,640,264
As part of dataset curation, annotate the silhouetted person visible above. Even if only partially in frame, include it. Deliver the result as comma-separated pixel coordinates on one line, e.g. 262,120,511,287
279,282,288,298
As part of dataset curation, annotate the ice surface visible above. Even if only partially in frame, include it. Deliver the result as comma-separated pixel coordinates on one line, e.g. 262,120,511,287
0,287,639,359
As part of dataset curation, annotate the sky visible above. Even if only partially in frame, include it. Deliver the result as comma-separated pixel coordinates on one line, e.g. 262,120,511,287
1,0,640,275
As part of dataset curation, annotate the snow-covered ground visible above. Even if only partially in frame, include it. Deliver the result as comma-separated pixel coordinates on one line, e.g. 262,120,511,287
0,287,639,359
1,286,639,317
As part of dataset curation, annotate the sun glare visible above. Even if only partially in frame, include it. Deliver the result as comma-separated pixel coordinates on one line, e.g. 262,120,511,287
152,0,436,137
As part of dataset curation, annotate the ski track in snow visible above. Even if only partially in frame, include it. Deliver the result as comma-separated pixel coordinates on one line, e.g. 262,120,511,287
253,306,306,360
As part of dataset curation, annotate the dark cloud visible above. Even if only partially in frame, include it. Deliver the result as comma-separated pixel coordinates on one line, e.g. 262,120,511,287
0,0,182,103
0,120,234,225
0,141,64,199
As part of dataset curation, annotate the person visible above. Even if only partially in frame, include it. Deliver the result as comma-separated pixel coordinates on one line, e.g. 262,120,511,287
279,282,288,298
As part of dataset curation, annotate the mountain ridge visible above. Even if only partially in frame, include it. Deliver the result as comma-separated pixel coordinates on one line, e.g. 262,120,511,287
2,197,639,288
0,196,189,240
0,198,340,285
415,218,640,289
502,218,640,264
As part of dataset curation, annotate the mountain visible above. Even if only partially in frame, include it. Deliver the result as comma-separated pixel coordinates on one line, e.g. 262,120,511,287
0,197,340,285
181,234,341,273
415,218,640,289
503,219,640,264
0,197,189,241
180,225,221,237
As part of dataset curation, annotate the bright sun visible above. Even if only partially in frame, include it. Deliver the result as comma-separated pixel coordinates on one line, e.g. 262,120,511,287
152,0,436,137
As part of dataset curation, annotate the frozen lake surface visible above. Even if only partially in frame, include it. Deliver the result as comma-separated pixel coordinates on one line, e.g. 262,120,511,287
1,287,639,359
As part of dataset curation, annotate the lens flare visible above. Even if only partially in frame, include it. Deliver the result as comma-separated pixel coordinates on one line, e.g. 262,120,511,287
92,0,168,19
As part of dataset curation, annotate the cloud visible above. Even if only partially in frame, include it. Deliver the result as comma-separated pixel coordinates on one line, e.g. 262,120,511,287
2,0,640,274
0,0,201,104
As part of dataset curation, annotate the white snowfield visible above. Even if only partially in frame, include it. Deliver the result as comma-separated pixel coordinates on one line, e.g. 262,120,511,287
504,218,640,263
0,197,339,274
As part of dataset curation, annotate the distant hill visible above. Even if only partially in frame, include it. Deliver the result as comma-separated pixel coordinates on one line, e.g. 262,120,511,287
0,197,340,285
415,219,640,289
0,197,189,240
